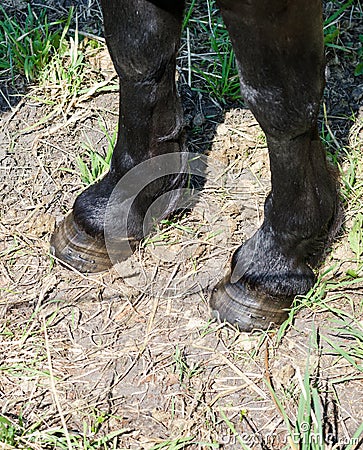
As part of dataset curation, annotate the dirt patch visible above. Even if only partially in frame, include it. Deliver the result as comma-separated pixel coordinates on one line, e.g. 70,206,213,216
0,1,362,449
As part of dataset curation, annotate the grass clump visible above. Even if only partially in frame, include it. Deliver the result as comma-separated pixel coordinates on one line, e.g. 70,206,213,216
267,327,363,450
38,26,106,105
0,5,71,81
0,5,106,108
0,415,21,447
182,0,241,104
192,16,241,103
76,121,117,185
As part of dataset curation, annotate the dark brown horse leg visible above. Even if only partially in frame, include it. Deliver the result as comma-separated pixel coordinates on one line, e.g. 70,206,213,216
51,0,185,272
211,0,338,330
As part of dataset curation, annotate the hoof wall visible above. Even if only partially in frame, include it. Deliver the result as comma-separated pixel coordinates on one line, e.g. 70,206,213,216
50,212,112,273
210,278,292,332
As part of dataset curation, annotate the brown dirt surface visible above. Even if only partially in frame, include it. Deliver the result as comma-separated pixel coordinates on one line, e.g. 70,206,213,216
0,1,362,449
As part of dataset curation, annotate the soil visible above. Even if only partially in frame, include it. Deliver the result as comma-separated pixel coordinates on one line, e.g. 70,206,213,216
0,1,362,449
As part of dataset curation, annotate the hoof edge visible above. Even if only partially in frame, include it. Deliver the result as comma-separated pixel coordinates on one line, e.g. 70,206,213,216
50,212,112,273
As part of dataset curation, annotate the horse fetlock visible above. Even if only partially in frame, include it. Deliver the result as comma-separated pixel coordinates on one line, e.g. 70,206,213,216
230,226,316,295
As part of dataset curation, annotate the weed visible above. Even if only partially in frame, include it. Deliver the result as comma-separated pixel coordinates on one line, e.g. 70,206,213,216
182,0,198,31
38,22,88,104
321,318,363,372
349,212,363,265
323,0,363,75
293,370,326,449
192,17,241,103
276,267,362,343
323,0,354,50
219,409,252,450
267,327,363,450
0,5,71,81
0,409,128,449
182,0,241,103
339,147,361,207
173,345,203,384
0,415,19,447
142,217,195,248
354,34,363,76
76,121,116,185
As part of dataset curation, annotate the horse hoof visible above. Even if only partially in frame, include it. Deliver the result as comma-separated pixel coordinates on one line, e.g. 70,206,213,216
210,277,293,332
50,212,112,273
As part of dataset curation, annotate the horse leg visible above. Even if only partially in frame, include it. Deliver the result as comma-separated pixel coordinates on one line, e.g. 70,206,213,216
211,0,338,330
51,0,186,272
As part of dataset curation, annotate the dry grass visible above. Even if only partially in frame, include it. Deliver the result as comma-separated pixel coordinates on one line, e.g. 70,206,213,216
0,0,362,449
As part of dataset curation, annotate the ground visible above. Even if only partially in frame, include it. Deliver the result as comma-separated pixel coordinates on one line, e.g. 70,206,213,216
0,1,362,449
